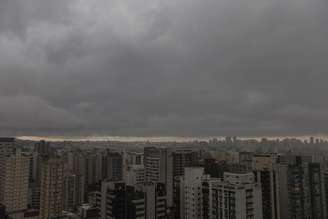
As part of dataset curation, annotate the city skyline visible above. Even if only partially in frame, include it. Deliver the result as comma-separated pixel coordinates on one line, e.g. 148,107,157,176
3,137,328,219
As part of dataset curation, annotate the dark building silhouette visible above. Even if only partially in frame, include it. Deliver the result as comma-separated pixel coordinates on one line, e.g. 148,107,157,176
277,156,325,219
103,151,124,181
101,181,145,219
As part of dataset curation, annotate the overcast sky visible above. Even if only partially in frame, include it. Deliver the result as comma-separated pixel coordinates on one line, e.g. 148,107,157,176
1,0,328,138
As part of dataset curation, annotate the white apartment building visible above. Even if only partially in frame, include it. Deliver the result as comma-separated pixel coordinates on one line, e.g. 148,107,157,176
178,168,262,219
179,167,210,219
126,165,145,186
211,172,263,219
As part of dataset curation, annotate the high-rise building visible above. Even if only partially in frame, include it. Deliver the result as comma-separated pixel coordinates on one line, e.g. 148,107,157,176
87,183,102,218
28,184,41,210
308,162,326,218
239,151,253,171
126,165,145,186
64,174,85,212
177,168,263,219
104,152,124,181
204,158,246,178
29,140,53,211
29,152,42,210
78,204,100,219
210,172,263,219
253,154,279,219
39,158,64,219
126,152,144,165
67,150,103,187
67,150,87,177
144,147,199,182
324,171,328,218
34,141,52,157
0,137,16,156
100,180,168,219
144,147,199,210
86,152,103,185
101,181,145,219
178,167,210,219
144,147,173,208
276,156,326,219
171,149,199,177
143,182,168,219
0,152,30,218
144,147,169,183
88,190,102,210
32,140,52,183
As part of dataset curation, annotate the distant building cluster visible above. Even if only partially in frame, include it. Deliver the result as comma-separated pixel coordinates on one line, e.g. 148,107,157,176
1,136,328,219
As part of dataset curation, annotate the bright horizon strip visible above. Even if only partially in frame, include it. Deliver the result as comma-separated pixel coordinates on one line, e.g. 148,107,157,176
17,135,328,142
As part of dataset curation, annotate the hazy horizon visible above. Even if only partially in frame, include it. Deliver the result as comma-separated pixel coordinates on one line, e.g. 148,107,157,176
16,134,328,142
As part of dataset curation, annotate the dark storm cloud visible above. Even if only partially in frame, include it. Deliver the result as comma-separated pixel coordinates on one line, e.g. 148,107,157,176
1,0,328,137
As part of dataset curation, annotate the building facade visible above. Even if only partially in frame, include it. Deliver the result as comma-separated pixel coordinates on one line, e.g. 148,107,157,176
39,158,64,219
276,156,326,219
253,154,279,219
210,172,263,219
101,181,145,219
64,174,85,212
0,152,30,218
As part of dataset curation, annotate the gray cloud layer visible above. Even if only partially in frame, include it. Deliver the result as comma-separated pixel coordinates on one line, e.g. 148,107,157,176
1,0,328,137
